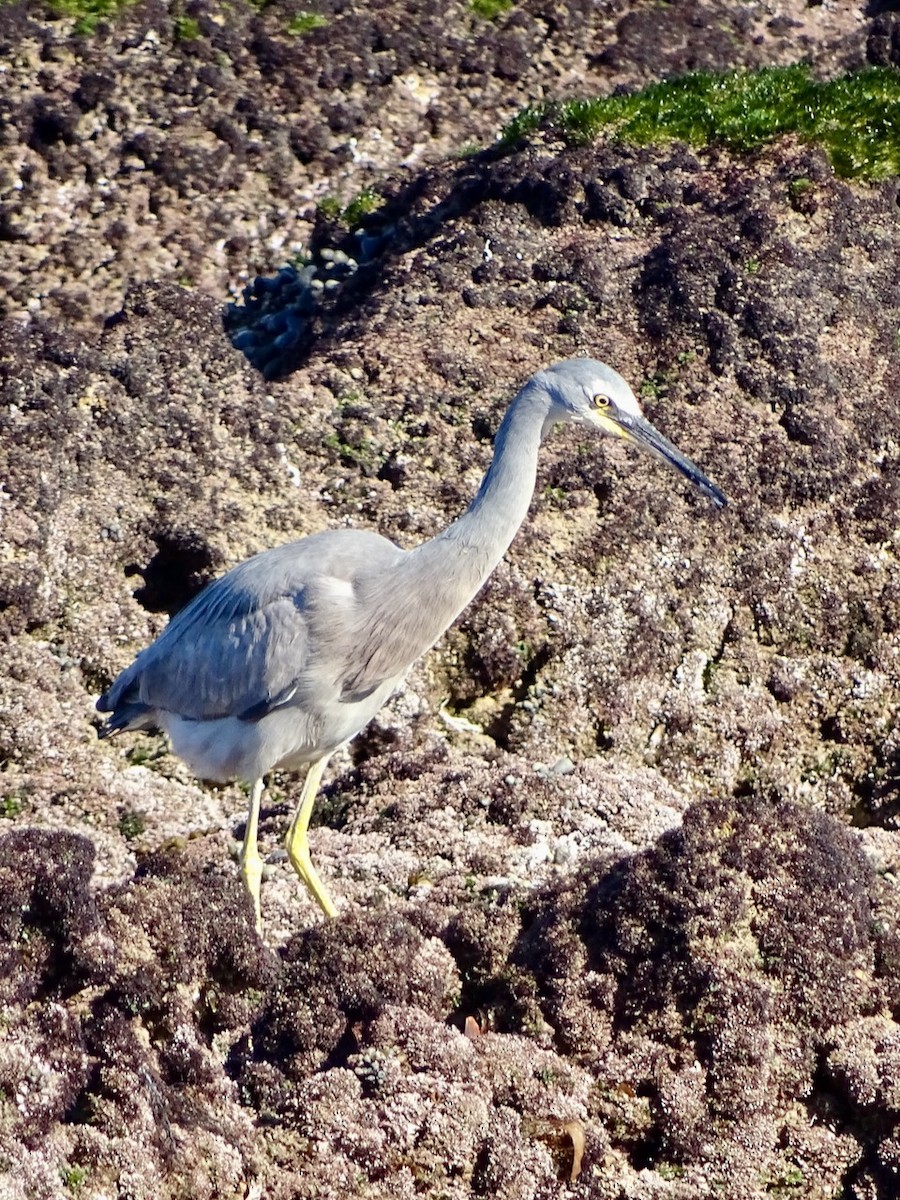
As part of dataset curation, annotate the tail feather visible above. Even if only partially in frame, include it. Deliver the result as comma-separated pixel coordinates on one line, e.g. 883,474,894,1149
96,696,158,737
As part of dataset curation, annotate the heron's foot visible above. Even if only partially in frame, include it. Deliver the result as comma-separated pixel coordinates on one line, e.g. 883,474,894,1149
285,823,338,919
239,842,264,933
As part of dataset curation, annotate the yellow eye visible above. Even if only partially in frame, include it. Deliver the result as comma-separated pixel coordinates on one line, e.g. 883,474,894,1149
593,393,611,409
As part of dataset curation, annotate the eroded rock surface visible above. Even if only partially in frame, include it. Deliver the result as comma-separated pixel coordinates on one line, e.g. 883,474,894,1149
2,1,900,1197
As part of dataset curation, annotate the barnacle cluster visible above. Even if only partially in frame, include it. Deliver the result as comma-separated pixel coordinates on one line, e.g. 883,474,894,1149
225,248,359,380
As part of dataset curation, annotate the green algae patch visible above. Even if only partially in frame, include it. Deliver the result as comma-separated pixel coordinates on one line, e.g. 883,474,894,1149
470,0,513,18
500,65,900,180
287,9,328,34
40,0,136,33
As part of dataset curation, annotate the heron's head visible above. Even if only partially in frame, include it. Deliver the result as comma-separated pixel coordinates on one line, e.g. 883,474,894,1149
539,357,727,509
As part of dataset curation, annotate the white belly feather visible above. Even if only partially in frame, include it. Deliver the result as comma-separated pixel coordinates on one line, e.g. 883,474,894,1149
159,676,400,784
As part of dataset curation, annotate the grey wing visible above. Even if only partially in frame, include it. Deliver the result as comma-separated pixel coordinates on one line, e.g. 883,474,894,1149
98,530,408,730
99,576,313,725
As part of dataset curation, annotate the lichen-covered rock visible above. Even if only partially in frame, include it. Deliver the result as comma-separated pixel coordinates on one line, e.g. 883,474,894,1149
511,796,897,1193
0,0,873,330
0,833,272,1200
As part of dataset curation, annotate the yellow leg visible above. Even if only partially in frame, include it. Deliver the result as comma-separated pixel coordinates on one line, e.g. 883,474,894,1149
285,755,337,918
240,778,265,932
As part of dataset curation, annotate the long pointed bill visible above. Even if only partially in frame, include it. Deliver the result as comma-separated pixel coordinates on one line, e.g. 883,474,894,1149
593,409,727,509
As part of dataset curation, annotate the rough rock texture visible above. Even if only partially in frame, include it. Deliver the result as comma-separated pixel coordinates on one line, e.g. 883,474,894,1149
0,0,872,329
2,1,900,1197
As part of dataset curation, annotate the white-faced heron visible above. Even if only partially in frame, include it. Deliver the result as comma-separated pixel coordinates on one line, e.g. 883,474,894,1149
97,359,726,927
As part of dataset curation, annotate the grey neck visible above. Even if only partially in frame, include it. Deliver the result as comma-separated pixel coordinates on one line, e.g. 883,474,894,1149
401,378,556,625
442,379,553,565
349,379,558,682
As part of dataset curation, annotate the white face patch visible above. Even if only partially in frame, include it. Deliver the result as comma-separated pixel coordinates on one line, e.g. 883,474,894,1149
606,380,643,419
545,359,645,423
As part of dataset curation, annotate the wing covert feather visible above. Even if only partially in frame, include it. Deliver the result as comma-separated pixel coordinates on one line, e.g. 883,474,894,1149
133,587,313,721
103,529,409,723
